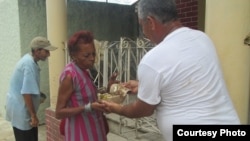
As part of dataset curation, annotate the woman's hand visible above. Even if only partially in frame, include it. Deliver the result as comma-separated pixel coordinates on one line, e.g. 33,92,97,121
91,101,107,112
101,100,123,114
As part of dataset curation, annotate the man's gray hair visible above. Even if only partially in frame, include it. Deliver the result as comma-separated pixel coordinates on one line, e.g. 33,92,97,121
137,0,178,24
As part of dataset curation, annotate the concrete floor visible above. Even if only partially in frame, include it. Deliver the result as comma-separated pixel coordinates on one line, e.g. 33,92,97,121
0,116,164,141
0,117,127,141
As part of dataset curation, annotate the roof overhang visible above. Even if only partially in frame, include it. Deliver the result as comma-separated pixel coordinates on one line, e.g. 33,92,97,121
78,0,138,5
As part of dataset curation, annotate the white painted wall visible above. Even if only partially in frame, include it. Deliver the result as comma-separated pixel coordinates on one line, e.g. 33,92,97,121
0,0,21,118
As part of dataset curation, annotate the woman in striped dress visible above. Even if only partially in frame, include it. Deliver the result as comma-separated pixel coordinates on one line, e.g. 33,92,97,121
55,30,109,141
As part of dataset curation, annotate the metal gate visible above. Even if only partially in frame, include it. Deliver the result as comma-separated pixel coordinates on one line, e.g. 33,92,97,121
65,37,161,137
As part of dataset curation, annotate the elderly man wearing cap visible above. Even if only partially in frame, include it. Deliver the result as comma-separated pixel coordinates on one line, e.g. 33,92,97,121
5,36,57,141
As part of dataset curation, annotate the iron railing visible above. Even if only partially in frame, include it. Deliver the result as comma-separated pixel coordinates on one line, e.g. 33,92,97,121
65,37,161,137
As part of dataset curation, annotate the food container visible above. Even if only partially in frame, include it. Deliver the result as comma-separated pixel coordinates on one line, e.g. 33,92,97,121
98,84,130,104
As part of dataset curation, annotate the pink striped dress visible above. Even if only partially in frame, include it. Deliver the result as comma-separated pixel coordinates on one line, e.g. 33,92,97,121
60,62,108,141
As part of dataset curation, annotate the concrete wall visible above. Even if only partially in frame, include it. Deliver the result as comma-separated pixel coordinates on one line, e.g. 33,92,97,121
205,0,250,124
0,0,21,118
67,1,139,41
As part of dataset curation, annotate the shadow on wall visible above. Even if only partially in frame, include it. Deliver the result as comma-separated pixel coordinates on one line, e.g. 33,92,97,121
244,32,250,46
38,91,49,125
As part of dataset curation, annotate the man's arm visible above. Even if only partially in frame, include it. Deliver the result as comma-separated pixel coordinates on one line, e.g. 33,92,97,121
121,99,156,118
23,94,39,127
103,99,156,118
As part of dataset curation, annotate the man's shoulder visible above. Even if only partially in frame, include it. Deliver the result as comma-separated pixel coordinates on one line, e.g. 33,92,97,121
18,54,34,65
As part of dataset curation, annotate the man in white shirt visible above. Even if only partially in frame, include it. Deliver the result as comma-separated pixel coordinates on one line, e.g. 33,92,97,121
102,0,240,141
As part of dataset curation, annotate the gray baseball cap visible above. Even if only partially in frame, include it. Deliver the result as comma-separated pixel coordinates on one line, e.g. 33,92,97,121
30,36,57,51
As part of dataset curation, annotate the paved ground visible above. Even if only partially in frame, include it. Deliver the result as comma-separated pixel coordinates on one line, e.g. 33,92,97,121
0,116,164,141
106,113,164,141
0,117,127,141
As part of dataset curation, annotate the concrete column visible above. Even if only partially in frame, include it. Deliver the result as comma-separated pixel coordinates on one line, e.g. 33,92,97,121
205,0,250,123
46,0,67,109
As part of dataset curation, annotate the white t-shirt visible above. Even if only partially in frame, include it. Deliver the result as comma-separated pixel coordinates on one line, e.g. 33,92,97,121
137,27,240,141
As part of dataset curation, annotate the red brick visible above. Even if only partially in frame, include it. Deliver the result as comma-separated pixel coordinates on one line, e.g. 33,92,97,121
176,0,198,29
45,108,65,141
182,17,192,22
186,1,198,7
186,11,197,17
181,7,192,13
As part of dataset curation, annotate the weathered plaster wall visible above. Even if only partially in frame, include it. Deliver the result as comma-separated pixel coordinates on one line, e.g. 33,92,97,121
67,1,139,41
0,0,21,118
